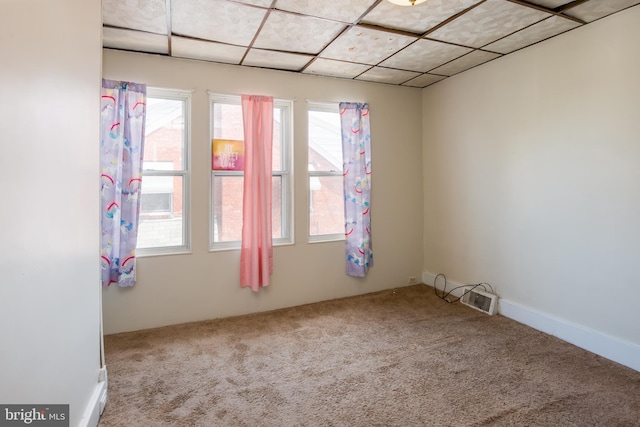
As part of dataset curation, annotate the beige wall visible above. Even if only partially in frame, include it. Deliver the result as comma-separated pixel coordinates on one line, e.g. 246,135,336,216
0,0,103,425
102,50,424,334
423,6,640,347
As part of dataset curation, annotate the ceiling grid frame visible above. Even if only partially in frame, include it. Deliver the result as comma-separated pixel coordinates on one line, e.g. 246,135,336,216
102,0,640,87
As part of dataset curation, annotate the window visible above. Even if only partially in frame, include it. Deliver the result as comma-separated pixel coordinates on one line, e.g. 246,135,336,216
210,94,293,250
137,88,191,254
308,103,344,242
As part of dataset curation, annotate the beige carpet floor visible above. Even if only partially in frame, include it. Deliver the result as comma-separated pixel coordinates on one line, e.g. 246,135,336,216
98,285,640,426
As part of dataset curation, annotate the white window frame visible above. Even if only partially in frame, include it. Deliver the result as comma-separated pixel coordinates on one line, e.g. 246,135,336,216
209,93,294,251
137,87,191,256
308,102,345,243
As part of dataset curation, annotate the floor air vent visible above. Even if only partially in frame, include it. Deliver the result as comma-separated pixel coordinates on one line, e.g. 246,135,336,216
461,289,498,315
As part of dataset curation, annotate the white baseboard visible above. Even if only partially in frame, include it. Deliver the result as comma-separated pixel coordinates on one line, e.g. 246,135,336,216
499,298,640,372
422,271,640,372
79,367,108,427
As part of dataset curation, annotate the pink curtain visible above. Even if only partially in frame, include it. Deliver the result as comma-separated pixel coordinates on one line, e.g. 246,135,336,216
240,95,274,291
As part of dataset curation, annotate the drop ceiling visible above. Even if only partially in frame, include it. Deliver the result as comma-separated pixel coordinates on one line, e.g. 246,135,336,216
103,0,640,87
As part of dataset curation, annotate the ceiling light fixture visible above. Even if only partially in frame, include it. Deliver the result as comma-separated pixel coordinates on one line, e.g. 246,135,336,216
387,0,428,5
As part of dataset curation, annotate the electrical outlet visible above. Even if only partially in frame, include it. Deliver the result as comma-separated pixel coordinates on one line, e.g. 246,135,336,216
408,276,417,284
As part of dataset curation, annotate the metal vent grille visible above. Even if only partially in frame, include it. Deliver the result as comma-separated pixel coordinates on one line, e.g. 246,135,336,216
461,289,498,315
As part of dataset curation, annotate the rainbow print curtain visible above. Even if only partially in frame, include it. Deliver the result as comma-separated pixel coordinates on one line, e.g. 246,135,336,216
100,80,146,286
340,102,373,277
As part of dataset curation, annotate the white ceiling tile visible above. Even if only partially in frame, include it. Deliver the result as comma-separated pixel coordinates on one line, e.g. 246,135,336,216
320,26,416,65
428,0,551,48
243,49,313,71
565,0,640,23
525,0,570,8
362,0,482,34
171,37,246,64
274,0,377,23
303,59,371,79
484,15,581,54
380,39,472,72
402,73,447,88
355,67,420,85
172,0,267,46
235,0,273,6
103,0,628,86
103,0,168,34
430,50,501,76
253,11,346,54
103,27,168,54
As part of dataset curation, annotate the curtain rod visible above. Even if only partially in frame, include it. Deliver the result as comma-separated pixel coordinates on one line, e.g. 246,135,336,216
206,89,298,101
305,99,367,104
203,91,366,105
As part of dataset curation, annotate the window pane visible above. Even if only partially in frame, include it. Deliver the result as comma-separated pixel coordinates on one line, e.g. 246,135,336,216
144,98,184,171
141,175,173,196
213,103,282,169
141,193,172,213
310,175,344,236
308,110,342,172
308,106,343,241
272,107,282,171
272,176,282,239
213,103,243,140
213,175,244,242
138,176,184,248
212,176,285,242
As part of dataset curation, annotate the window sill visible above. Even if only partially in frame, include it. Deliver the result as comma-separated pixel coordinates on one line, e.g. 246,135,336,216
309,235,345,244
136,247,191,258
209,239,295,252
